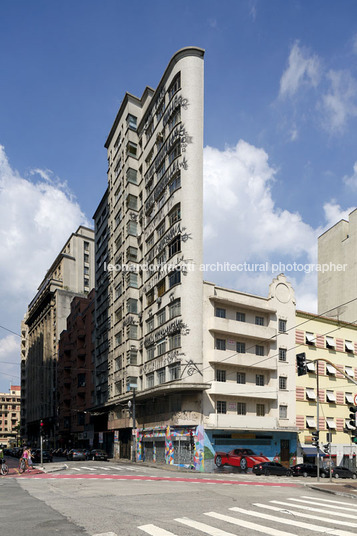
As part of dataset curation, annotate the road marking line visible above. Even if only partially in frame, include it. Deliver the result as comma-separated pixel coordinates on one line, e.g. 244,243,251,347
93,533,118,536
79,466,96,471
227,506,356,536
270,501,357,519
73,468,81,471
138,524,178,535
111,466,124,471
302,496,356,507
177,516,293,536
288,498,356,512
253,503,357,528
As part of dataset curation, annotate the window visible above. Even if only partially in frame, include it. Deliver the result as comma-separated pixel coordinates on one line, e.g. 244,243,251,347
127,220,137,236
255,316,264,326
237,372,246,384
157,163,166,180
236,312,246,322
325,336,335,349
256,345,264,356
169,270,181,288
147,374,154,388
157,339,166,356
217,401,227,414
84,241,89,251
126,167,137,184
215,308,226,318
169,299,181,319
279,348,287,362
157,279,166,297
279,319,287,333
256,374,264,386
169,204,181,226
279,405,288,419
157,368,166,384
115,356,122,371
345,340,354,353
127,246,138,262
168,143,181,164
146,233,154,249
169,236,181,257
236,342,246,354
77,413,85,426
127,298,138,314
147,346,155,360
127,114,137,130
127,141,137,157
306,332,316,345
157,309,166,326
215,339,226,351
168,73,181,100
127,325,138,339
169,364,180,381
326,390,336,403
115,283,122,299
146,317,154,333
157,222,165,238
169,332,181,350
256,404,265,417
237,402,246,415
169,173,181,194
115,332,122,347
279,376,287,390
77,373,86,388
127,272,138,288
127,194,138,210
216,369,226,382
147,290,154,306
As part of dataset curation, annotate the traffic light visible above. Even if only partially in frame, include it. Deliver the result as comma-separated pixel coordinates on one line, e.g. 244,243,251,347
40,420,44,435
311,431,319,447
296,352,307,376
189,430,195,450
349,406,357,428
323,443,330,454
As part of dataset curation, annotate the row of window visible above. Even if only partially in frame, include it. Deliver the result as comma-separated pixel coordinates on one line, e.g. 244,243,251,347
215,308,287,332
215,338,265,356
215,370,287,389
146,299,181,333
147,332,181,360
146,363,180,388
303,331,356,353
216,401,288,419
304,388,355,404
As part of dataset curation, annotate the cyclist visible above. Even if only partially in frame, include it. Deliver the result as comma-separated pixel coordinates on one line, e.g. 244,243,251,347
20,446,30,472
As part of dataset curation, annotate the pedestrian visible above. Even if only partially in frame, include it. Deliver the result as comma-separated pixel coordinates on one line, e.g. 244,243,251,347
22,446,29,472
28,448,33,470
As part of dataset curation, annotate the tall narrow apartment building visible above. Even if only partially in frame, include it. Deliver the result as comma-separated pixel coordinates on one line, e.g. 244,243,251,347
22,226,95,446
100,47,206,458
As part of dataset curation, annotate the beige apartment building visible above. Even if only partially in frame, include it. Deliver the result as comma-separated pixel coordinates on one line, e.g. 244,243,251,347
295,310,357,467
318,208,357,323
21,226,94,446
0,385,21,447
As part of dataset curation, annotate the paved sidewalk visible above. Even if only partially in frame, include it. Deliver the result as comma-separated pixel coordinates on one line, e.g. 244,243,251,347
309,481,357,499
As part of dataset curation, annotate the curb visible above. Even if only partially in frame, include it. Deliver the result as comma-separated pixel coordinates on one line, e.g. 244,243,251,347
308,484,357,500
38,463,68,474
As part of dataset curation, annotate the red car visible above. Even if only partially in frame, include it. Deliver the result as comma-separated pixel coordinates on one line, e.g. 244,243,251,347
214,449,270,471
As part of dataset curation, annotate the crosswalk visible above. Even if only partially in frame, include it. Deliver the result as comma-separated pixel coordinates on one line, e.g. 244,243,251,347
136,495,357,536
68,464,139,474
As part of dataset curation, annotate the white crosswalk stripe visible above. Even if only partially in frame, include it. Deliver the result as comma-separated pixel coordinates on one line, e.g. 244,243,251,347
227,506,356,536
253,502,357,528
270,500,357,519
137,496,357,536
302,495,357,506
287,497,356,512
92,466,111,470
79,466,96,471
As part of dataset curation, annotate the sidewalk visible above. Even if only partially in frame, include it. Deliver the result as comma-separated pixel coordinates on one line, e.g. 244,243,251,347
308,481,357,499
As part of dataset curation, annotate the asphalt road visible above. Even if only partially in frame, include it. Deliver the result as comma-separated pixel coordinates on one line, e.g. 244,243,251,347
2,460,357,536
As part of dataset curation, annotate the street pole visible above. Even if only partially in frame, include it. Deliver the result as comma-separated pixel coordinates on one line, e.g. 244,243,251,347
316,359,320,482
132,388,136,463
329,442,332,482
40,434,43,468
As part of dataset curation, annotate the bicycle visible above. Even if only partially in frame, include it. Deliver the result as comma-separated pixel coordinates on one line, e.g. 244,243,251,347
0,459,9,476
18,458,26,474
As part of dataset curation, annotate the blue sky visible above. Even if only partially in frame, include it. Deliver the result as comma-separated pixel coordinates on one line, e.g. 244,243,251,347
0,0,357,389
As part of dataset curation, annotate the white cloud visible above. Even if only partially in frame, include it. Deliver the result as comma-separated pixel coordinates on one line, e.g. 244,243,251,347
279,41,320,98
343,161,357,189
322,201,354,229
320,70,357,133
203,140,351,311
0,334,21,386
0,145,89,390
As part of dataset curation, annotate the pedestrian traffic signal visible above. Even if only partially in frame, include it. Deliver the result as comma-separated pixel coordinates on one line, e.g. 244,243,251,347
349,406,357,428
40,420,44,435
296,353,307,376
323,443,330,454
311,431,319,447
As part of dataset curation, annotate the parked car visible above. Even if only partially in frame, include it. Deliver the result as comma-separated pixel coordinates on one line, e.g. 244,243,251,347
67,449,87,461
331,466,357,479
290,463,318,477
32,449,53,463
253,461,292,476
90,449,108,461
214,449,269,471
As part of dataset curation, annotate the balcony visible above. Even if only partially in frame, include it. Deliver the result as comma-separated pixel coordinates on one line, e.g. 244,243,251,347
205,413,277,430
208,350,277,370
209,317,276,342
209,381,277,400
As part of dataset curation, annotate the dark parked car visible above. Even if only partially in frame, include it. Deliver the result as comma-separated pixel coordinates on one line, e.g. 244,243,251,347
253,461,292,476
290,463,319,477
67,449,87,461
32,450,53,463
90,449,108,461
331,466,357,479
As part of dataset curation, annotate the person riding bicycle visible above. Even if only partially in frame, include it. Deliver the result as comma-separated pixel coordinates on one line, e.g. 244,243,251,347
0,447,4,462
20,446,30,472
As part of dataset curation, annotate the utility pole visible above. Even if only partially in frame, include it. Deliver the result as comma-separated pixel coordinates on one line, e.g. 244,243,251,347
316,360,320,482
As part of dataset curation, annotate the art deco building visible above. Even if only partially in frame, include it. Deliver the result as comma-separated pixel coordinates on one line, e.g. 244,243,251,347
295,310,357,467
97,47,206,459
21,226,94,446
0,385,21,447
